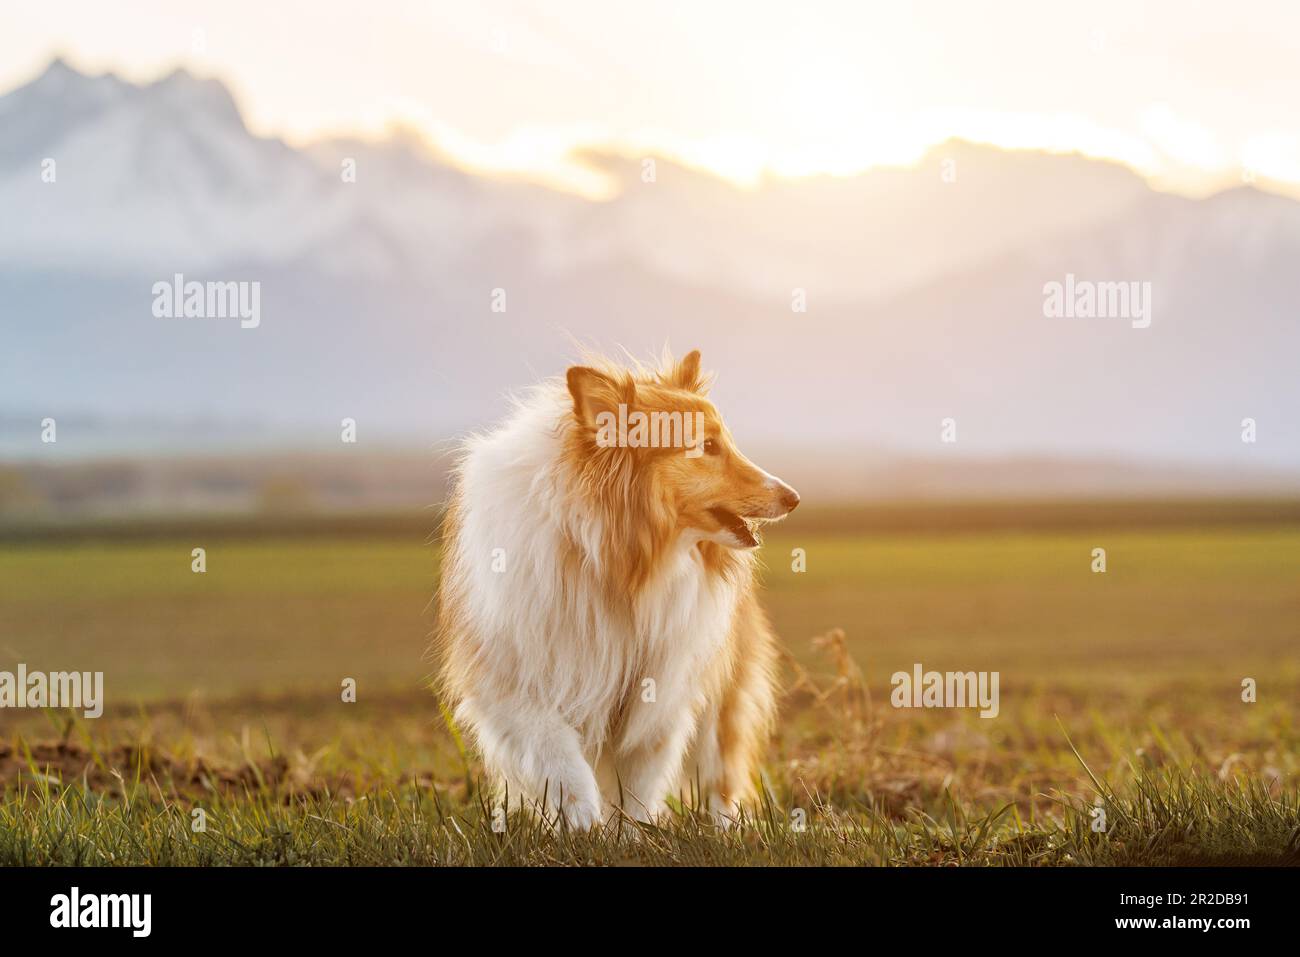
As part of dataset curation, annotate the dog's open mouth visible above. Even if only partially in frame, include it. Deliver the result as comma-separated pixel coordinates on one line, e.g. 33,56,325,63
708,506,762,548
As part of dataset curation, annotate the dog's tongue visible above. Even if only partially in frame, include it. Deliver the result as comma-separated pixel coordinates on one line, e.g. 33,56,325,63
709,507,759,548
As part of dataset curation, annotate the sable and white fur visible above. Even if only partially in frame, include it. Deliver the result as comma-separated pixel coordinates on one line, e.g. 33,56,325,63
434,351,798,827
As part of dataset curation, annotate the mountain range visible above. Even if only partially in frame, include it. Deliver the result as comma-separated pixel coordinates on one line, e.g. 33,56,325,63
2,58,1298,497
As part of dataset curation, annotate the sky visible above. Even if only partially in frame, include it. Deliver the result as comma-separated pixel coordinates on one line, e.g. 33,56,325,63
5,0,1300,198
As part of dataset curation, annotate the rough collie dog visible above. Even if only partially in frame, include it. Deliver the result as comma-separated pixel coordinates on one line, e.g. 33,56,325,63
434,350,799,828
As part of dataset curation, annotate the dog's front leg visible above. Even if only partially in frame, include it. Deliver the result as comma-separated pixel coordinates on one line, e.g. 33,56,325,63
614,712,698,824
461,700,604,829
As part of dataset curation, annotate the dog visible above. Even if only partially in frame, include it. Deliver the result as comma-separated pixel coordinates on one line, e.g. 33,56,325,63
434,350,799,827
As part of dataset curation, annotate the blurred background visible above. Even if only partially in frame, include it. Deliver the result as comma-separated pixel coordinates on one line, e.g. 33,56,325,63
3,1,1300,516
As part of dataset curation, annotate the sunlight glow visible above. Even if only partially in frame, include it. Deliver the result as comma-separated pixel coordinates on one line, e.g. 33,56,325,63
6,0,1300,200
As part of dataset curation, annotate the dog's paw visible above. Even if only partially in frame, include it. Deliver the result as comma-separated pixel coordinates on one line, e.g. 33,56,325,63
562,795,604,831
623,799,669,825
552,771,605,830
708,795,745,830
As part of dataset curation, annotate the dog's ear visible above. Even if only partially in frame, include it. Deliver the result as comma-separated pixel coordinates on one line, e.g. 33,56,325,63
665,350,704,392
567,366,629,431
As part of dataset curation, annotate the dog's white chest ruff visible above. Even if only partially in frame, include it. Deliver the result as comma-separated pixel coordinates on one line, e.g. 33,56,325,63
457,439,737,749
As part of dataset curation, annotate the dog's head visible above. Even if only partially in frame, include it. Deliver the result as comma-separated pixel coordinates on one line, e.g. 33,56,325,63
565,350,799,550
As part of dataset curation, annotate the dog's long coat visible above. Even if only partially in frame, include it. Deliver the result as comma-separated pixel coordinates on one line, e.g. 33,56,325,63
434,353,796,826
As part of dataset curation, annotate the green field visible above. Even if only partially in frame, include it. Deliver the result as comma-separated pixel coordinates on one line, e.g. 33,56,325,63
1,503,1297,865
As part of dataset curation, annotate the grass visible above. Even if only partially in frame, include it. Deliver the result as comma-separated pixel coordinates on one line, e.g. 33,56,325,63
3,768,1295,866
0,502,1297,865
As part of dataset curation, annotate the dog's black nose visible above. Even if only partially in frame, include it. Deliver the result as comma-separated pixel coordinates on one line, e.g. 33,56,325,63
779,484,800,512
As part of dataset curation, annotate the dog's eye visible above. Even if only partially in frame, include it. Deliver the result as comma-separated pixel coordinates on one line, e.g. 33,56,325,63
703,439,718,455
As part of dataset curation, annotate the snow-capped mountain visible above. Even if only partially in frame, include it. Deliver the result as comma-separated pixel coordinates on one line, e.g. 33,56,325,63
0,59,360,272
2,58,1299,474
0,59,1156,296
